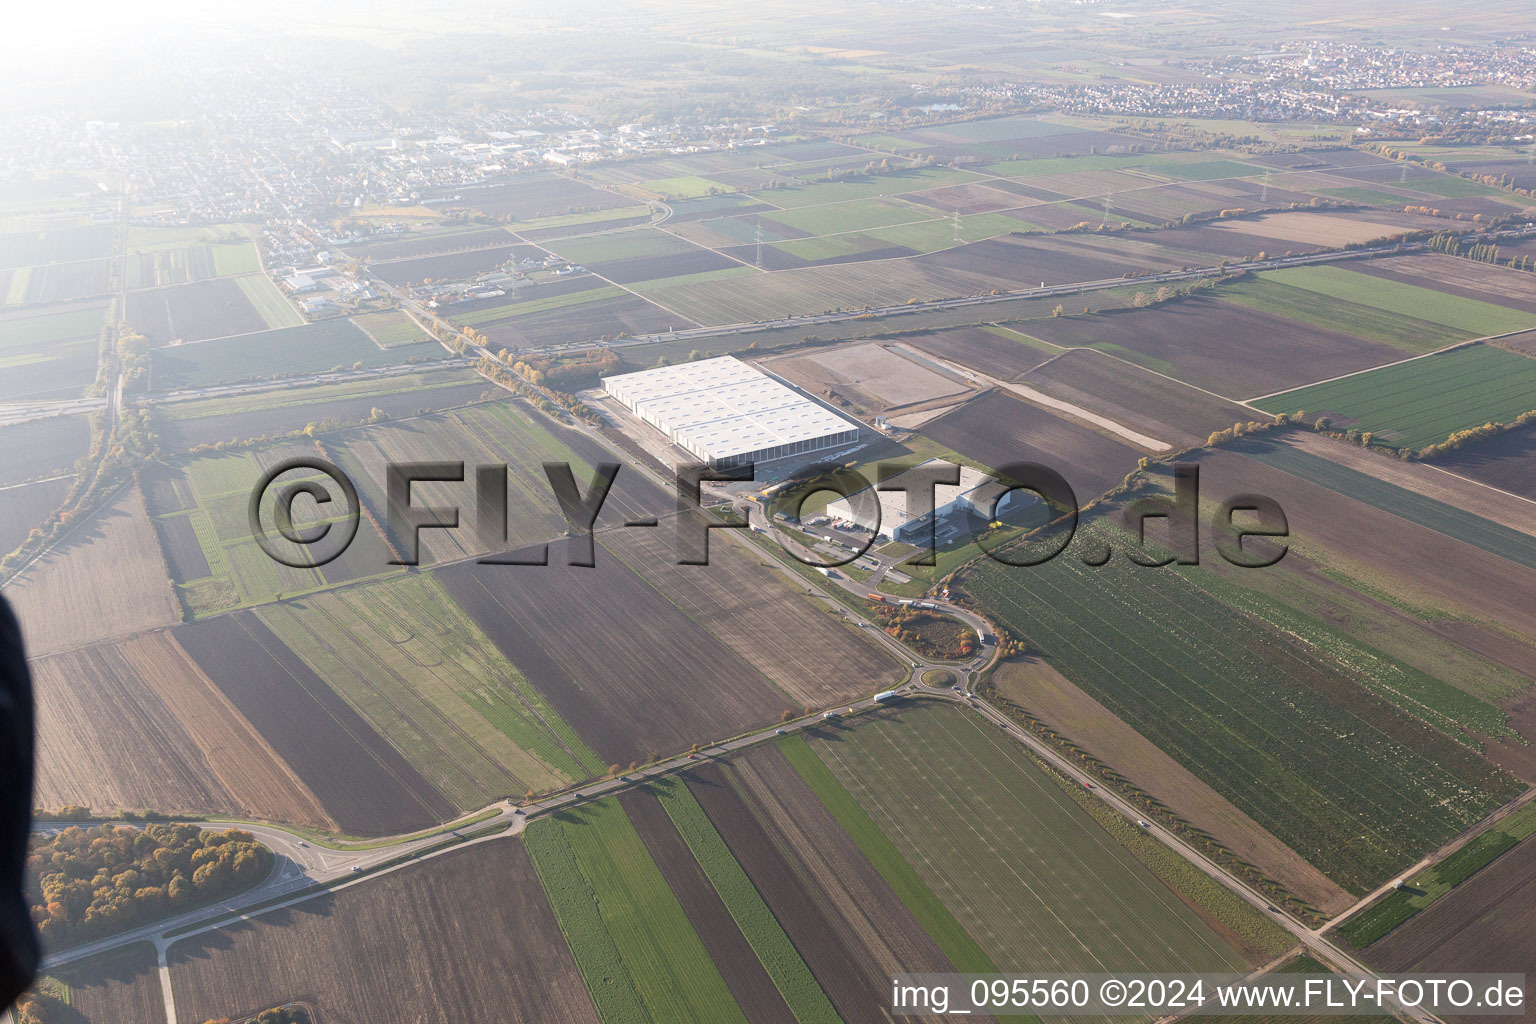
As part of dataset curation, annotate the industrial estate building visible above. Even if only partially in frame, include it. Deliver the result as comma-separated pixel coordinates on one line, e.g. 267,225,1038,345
826,459,1024,544
602,356,863,470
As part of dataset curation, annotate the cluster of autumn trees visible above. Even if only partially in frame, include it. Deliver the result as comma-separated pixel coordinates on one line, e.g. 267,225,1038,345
874,606,976,659
28,824,271,946
1418,408,1536,460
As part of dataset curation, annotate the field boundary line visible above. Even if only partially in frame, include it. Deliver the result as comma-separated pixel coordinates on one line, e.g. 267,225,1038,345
1241,329,1536,404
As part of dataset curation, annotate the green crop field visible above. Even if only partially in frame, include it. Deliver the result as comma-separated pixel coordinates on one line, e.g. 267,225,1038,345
962,528,1521,893
653,777,842,1024
351,310,428,346
258,574,604,807
233,273,305,329
1215,276,1461,352
0,304,105,353
1259,266,1536,338
797,708,1250,975
1255,343,1536,449
1317,187,1412,206
526,800,748,1024
449,284,627,325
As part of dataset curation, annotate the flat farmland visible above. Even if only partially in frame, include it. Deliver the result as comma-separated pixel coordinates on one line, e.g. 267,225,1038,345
175,611,457,835
1367,835,1536,990
1255,343,1536,450
1257,265,1536,338
0,301,105,402
150,318,448,390
32,630,333,828
149,445,351,615
685,754,962,1024
5,485,180,657
351,308,429,346
339,226,514,261
0,223,113,268
620,786,811,1024
434,173,632,220
256,573,603,810
324,400,586,565
990,660,1353,915
1346,253,1536,316
802,707,1259,971
472,288,695,349
961,521,1522,894
524,798,748,1024
923,390,1144,501
747,166,986,210
899,325,1050,380
40,943,165,1024
125,276,269,345
1439,422,1536,501
154,366,494,450
0,476,69,556
437,545,788,766
1214,274,1464,352
1018,297,1406,398
784,342,971,410
601,526,902,710
1021,348,1256,445
0,413,90,485
16,257,112,302
1185,446,1536,645
367,242,537,286
171,841,599,1024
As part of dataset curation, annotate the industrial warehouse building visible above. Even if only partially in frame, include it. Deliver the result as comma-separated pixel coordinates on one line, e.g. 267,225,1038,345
826,459,1025,544
602,356,863,470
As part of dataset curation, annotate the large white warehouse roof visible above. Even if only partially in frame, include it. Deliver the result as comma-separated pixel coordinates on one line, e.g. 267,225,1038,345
603,356,861,466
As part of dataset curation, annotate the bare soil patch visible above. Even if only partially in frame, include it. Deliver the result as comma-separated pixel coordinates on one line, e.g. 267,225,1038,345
175,612,454,835
900,326,1049,380
170,841,598,1023
126,277,266,345
6,485,179,657
924,390,1143,501
1022,296,1406,397
1438,422,1536,502
48,942,166,1024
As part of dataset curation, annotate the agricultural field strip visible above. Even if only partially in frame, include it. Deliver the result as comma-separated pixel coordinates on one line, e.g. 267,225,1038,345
654,778,842,1024
1232,440,1536,573
669,163,1282,254
1252,344,1536,449
965,540,1516,893
530,799,749,1024
808,713,1247,973
504,229,711,324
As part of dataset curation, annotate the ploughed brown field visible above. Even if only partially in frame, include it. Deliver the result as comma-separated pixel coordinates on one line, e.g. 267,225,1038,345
1019,296,1406,398
6,485,181,658
1436,422,1536,502
1367,836,1536,1022
0,477,69,559
1021,347,1256,445
923,390,1144,502
1189,448,1536,658
169,841,600,1024
43,943,166,1024
473,291,694,350
0,414,91,487
338,226,514,261
440,174,633,220
33,631,333,828
684,751,973,1024
175,612,456,835
897,326,1048,381
365,242,538,287
436,543,790,767
125,277,267,346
